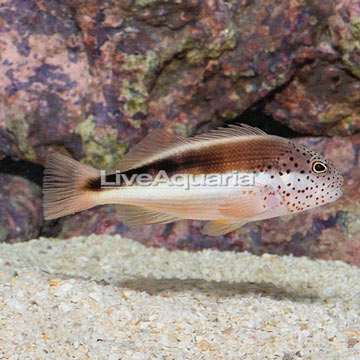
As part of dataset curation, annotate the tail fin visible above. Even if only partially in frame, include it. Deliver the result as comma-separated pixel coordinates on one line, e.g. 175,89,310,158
43,153,101,220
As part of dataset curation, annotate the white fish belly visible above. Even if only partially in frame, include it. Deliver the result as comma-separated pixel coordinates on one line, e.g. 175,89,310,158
99,173,258,220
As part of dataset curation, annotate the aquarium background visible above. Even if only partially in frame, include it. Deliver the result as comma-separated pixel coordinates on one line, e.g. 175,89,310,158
0,0,359,264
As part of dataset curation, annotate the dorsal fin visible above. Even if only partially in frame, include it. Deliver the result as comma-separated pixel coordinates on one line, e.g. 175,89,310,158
117,129,191,172
191,123,266,142
117,124,267,172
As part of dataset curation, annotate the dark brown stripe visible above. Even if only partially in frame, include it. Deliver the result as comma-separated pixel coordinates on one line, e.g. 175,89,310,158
164,136,293,174
86,174,116,191
85,136,294,191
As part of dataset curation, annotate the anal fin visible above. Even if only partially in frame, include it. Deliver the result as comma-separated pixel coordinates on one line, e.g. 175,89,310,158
202,220,247,236
117,204,182,227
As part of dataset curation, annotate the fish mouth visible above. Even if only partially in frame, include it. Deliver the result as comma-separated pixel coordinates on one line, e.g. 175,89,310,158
332,187,344,201
337,176,344,187
324,186,343,204
338,174,344,187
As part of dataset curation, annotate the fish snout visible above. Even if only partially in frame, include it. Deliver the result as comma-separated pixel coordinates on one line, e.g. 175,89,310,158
330,185,344,203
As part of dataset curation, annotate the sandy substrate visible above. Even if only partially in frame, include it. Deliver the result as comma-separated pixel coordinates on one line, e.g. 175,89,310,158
1,235,360,359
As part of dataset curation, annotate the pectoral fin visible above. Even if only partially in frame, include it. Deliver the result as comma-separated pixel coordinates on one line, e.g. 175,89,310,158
202,220,247,236
218,184,281,218
218,194,265,218
117,204,181,227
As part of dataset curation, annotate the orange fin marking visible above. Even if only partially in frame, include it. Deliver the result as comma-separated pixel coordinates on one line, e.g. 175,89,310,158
43,153,100,220
202,220,247,236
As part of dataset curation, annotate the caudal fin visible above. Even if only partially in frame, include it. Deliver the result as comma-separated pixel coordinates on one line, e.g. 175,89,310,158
43,153,101,220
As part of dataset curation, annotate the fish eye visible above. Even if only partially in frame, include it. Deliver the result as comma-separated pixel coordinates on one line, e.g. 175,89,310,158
312,161,327,174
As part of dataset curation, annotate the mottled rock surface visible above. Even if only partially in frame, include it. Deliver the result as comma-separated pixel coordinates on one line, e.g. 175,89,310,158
1,0,359,261
266,0,360,135
1,0,360,167
0,174,43,243
46,136,360,266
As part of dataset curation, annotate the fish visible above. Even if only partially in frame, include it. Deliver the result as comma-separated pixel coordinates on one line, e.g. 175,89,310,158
43,124,344,236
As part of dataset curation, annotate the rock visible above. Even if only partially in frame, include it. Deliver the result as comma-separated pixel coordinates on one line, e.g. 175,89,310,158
0,174,43,243
1,0,359,169
266,0,360,135
265,57,360,136
329,0,360,79
1,0,359,253
45,136,360,266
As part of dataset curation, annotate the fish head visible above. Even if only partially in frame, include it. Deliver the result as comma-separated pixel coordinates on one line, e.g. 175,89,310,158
275,141,344,213
308,153,343,202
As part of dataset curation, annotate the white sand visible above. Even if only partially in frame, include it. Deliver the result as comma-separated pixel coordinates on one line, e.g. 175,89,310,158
1,235,360,359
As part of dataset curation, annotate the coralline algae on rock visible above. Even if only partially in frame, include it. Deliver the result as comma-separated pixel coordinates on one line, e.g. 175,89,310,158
0,0,359,261
1,0,360,167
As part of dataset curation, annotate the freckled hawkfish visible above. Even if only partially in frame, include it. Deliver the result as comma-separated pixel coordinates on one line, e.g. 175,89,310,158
43,124,344,236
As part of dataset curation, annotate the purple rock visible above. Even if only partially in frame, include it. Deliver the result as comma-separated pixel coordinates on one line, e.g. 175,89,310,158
1,0,359,168
0,0,359,257
0,174,43,243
